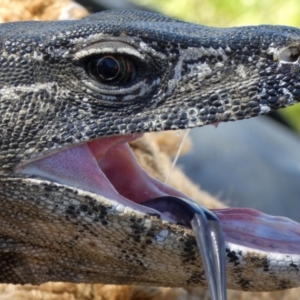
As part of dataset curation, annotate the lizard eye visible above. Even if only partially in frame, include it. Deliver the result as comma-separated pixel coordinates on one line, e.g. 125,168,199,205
87,55,137,85
74,41,163,98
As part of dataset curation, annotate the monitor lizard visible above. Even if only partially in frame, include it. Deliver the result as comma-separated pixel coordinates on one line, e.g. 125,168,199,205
0,9,300,292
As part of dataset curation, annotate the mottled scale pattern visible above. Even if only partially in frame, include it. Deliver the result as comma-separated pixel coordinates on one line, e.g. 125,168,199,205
0,10,300,290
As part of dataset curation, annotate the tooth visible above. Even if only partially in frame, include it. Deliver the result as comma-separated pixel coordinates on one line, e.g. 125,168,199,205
143,196,227,300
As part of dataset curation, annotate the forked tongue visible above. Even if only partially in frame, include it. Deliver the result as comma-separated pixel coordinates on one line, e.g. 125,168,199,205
144,196,227,300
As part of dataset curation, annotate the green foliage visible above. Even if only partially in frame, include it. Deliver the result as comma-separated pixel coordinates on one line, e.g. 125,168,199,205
133,0,300,26
132,0,300,132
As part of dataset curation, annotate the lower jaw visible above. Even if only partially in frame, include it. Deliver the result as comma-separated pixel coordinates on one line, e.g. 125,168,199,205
15,133,300,256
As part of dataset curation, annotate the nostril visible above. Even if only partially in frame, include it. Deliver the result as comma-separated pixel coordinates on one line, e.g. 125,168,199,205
277,46,300,63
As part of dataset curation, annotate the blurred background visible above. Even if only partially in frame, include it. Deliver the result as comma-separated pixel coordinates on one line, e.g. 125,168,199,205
130,0,300,126
77,0,300,221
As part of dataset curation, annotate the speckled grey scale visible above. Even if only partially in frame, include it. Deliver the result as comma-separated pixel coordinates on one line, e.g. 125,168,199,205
0,10,300,290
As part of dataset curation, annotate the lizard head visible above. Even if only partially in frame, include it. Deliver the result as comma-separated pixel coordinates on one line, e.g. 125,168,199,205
1,10,300,290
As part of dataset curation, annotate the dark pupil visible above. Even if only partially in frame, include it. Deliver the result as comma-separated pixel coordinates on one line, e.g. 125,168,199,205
97,57,120,81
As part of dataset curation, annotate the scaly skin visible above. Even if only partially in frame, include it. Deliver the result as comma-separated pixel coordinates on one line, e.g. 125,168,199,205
0,10,300,291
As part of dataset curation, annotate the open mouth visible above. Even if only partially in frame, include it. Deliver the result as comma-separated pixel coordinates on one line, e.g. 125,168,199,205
15,134,300,255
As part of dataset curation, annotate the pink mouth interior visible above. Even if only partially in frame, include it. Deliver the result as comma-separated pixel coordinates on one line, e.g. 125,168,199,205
16,134,300,254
